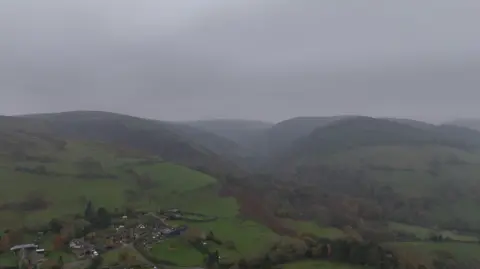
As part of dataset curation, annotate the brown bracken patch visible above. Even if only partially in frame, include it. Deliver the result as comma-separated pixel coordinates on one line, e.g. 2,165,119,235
220,182,296,237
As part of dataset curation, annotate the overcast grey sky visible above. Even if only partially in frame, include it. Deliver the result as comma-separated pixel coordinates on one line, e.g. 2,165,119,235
1,0,479,122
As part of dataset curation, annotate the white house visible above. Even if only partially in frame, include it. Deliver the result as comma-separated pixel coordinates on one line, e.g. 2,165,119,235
69,240,83,249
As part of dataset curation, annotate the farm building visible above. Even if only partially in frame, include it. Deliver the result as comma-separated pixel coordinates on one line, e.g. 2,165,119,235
10,244,38,252
69,239,84,249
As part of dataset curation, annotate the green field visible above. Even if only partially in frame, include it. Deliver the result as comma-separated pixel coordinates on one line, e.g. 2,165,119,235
149,185,239,218
102,245,144,266
282,219,346,239
326,145,480,170
0,140,223,229
132,163,216,192
0,252,17,267
389,222,479,242
385,242,480,267
282,260,364,269
192,219,280,258
0,138,286,266
150,238,204,266
47,251,77,263
154,217,282,266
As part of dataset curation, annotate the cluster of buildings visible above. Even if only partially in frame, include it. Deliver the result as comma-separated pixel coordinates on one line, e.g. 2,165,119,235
141,216,188,250
7,209,192,269
69,238,99,258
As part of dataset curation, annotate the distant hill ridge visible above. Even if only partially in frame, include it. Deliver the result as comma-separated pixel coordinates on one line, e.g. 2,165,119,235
446,118,480,132
6,111,480,173
5,111,242,175
291,116,479,156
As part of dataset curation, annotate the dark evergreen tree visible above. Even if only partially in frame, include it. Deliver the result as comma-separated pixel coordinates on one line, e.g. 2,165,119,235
95,207,111,229
84,200,95,221
49,219,63,233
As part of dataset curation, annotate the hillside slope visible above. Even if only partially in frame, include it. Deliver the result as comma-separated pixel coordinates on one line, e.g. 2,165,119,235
447,118,480,132
288,117,479,160
184,119,273,143
184,119,273,152
16,111,241,175
259,117,480,232
165,122,248,159
265,116,355,154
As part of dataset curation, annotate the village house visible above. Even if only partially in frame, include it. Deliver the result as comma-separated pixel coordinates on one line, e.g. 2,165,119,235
10,244,38,252
69,239,98,259
10,244,44,268
69,239,84,249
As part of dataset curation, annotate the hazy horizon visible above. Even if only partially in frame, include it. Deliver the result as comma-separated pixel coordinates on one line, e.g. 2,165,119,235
1,1,480,122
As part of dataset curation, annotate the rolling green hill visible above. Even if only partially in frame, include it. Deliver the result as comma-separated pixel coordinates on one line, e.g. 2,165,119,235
0,137,224,229
0,111,246,228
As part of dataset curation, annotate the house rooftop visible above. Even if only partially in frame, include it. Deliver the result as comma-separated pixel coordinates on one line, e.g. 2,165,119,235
11,244,38,251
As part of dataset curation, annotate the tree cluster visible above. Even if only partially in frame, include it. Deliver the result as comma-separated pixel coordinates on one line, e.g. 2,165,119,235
234,238,399,269
84,201,112,229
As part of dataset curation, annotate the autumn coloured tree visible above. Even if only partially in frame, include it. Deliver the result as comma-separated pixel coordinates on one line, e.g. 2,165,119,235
60,224,75,240
53,235,65,250
5,229,24,246
0,232,9,251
